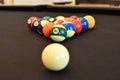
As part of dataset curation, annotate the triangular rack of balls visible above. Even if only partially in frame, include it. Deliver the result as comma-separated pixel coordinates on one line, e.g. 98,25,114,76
27,15,95,42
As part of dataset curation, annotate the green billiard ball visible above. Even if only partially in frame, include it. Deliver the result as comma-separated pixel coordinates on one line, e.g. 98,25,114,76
42,16,51,21
50,25,67,42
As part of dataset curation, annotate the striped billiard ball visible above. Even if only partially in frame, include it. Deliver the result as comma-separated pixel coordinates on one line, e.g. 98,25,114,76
62,22,76,38
50,25,67,42
79,17,88,31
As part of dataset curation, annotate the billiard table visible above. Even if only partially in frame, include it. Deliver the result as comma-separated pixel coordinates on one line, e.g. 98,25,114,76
0,5,120,80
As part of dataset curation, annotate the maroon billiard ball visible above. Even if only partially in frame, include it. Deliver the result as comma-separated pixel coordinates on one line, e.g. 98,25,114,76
27,16,38,29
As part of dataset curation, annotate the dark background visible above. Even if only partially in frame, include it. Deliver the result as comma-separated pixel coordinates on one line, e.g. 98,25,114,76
76,0,120,5
76,0,112,4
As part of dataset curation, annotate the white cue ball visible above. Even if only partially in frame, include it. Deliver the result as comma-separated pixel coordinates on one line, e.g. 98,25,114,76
41,43,70,71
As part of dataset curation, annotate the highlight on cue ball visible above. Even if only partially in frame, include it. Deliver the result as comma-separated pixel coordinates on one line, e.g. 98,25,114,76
41,43,70,71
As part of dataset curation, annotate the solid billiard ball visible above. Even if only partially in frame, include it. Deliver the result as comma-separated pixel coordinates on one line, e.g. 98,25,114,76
31,18,41,31
56,16,65,20
42,16,51,21
70,15,78,20
64,17,72,22
62,22,76,38
84,15,96,29
50,25,67,42
71,19,82,34
79,17,88,31
42,22,55,38
27,16,38,29
54,20,64,25
41,43,70,71
36,18,43,34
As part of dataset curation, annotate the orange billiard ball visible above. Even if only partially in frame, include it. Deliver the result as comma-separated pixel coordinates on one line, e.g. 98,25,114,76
42,22,55,38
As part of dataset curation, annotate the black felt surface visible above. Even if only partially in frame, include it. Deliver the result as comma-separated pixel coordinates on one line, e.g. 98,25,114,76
0,10,120,80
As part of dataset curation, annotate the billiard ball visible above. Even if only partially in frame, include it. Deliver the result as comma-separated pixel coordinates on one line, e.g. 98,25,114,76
27,16,38,29
79,17,88,31
41,20,49,27
50,25,67,42
62,22,76,38
42,22,55,38
41,43,70,71
42,16,51,21
54,20,64,25
70,15,78,20
36,18,43,34
84,15,96,29
56,16,65,20
48,17,57,22
71,19,82,34
64,17,72,22
31,18,41,31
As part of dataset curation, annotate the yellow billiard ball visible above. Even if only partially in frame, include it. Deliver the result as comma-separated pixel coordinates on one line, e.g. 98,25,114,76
84,15,96,29
41,43,70,71
56,16,65,20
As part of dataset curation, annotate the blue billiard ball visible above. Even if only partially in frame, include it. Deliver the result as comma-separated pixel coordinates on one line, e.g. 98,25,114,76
62,22,76,38
79,17,88,31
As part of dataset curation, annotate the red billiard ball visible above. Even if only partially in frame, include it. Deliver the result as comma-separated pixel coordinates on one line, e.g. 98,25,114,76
54,20,64,25
70,15,78,20
71,19,82,34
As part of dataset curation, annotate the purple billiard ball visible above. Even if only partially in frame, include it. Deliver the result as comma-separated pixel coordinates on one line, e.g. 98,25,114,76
31,18,43,34
31,18,40,30
36,18,43,35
